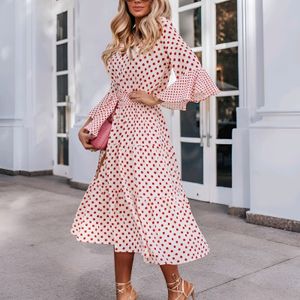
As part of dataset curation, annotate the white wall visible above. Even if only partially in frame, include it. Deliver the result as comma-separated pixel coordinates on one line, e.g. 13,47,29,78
248,0,300,221
249,127,300,221
69,0,119,184
74,0,118,118
32,0,54,170
231,0,265,210
0,0,53,172
262,0,300,111
0,0,16,170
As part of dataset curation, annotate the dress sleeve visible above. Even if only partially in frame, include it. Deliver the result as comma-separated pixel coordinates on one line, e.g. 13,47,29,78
156,17,221,111
84,84,118,137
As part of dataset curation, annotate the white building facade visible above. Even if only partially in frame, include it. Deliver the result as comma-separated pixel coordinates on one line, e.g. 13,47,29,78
1,0,299,231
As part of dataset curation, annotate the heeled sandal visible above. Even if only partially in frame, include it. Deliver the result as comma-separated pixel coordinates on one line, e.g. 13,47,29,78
115,280,138,300
167,273,195,300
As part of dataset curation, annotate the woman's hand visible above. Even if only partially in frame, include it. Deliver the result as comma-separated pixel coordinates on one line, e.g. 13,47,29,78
78,127,98,152
128,90,164,106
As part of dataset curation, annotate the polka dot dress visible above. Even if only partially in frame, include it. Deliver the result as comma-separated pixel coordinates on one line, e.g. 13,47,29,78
70,16,221,265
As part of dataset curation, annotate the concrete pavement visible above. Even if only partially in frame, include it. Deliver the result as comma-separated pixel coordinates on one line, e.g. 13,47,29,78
0,174,299,300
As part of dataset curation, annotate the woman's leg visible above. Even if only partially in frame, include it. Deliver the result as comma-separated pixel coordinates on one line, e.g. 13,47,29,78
160,264,194,300
160,264,180,283
114,250,135,282
114,248,136,299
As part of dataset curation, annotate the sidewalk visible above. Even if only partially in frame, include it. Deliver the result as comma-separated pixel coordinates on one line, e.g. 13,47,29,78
0,174,299,300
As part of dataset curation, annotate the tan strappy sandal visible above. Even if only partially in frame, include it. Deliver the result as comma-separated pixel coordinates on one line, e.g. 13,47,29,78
115,280,138,300
167,273,195,300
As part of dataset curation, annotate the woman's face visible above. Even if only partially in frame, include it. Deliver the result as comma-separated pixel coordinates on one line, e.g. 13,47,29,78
125,0,153,18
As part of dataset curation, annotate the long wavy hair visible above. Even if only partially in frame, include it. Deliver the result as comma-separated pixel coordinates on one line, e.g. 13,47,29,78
101,0,172,68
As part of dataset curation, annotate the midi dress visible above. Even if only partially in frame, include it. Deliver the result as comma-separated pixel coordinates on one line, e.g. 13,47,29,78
70,16,221,265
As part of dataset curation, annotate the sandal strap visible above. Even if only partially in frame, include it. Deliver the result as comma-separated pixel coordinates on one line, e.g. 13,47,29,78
167,273,181,285
167,274,190,298
116,280,132,294
167,273,182,291
116,280,131,286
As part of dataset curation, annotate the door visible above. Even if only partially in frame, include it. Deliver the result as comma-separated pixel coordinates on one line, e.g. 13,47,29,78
53,0,75,177
174,0,239,204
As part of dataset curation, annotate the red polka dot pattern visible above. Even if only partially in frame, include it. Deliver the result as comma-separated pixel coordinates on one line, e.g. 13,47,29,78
157,17,221,110
70,16,219,265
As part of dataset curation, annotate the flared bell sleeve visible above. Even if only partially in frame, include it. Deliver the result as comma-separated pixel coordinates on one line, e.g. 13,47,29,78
84,86,119,137
156,17,221,111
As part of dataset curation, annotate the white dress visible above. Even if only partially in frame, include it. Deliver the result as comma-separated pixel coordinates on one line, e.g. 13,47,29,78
70,16,221,265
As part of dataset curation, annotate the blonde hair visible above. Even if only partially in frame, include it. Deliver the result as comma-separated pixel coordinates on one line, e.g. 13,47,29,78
101,0,172,68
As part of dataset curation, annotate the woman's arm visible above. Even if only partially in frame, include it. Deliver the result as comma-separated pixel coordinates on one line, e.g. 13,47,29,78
129,90,164,106
83,85,118,137
155,17,221,111
78,117,97,151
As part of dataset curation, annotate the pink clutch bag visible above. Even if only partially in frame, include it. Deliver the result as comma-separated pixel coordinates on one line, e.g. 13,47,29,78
90,112,115,150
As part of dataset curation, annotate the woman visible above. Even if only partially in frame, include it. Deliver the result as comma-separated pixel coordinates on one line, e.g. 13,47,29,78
71,0,220,299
